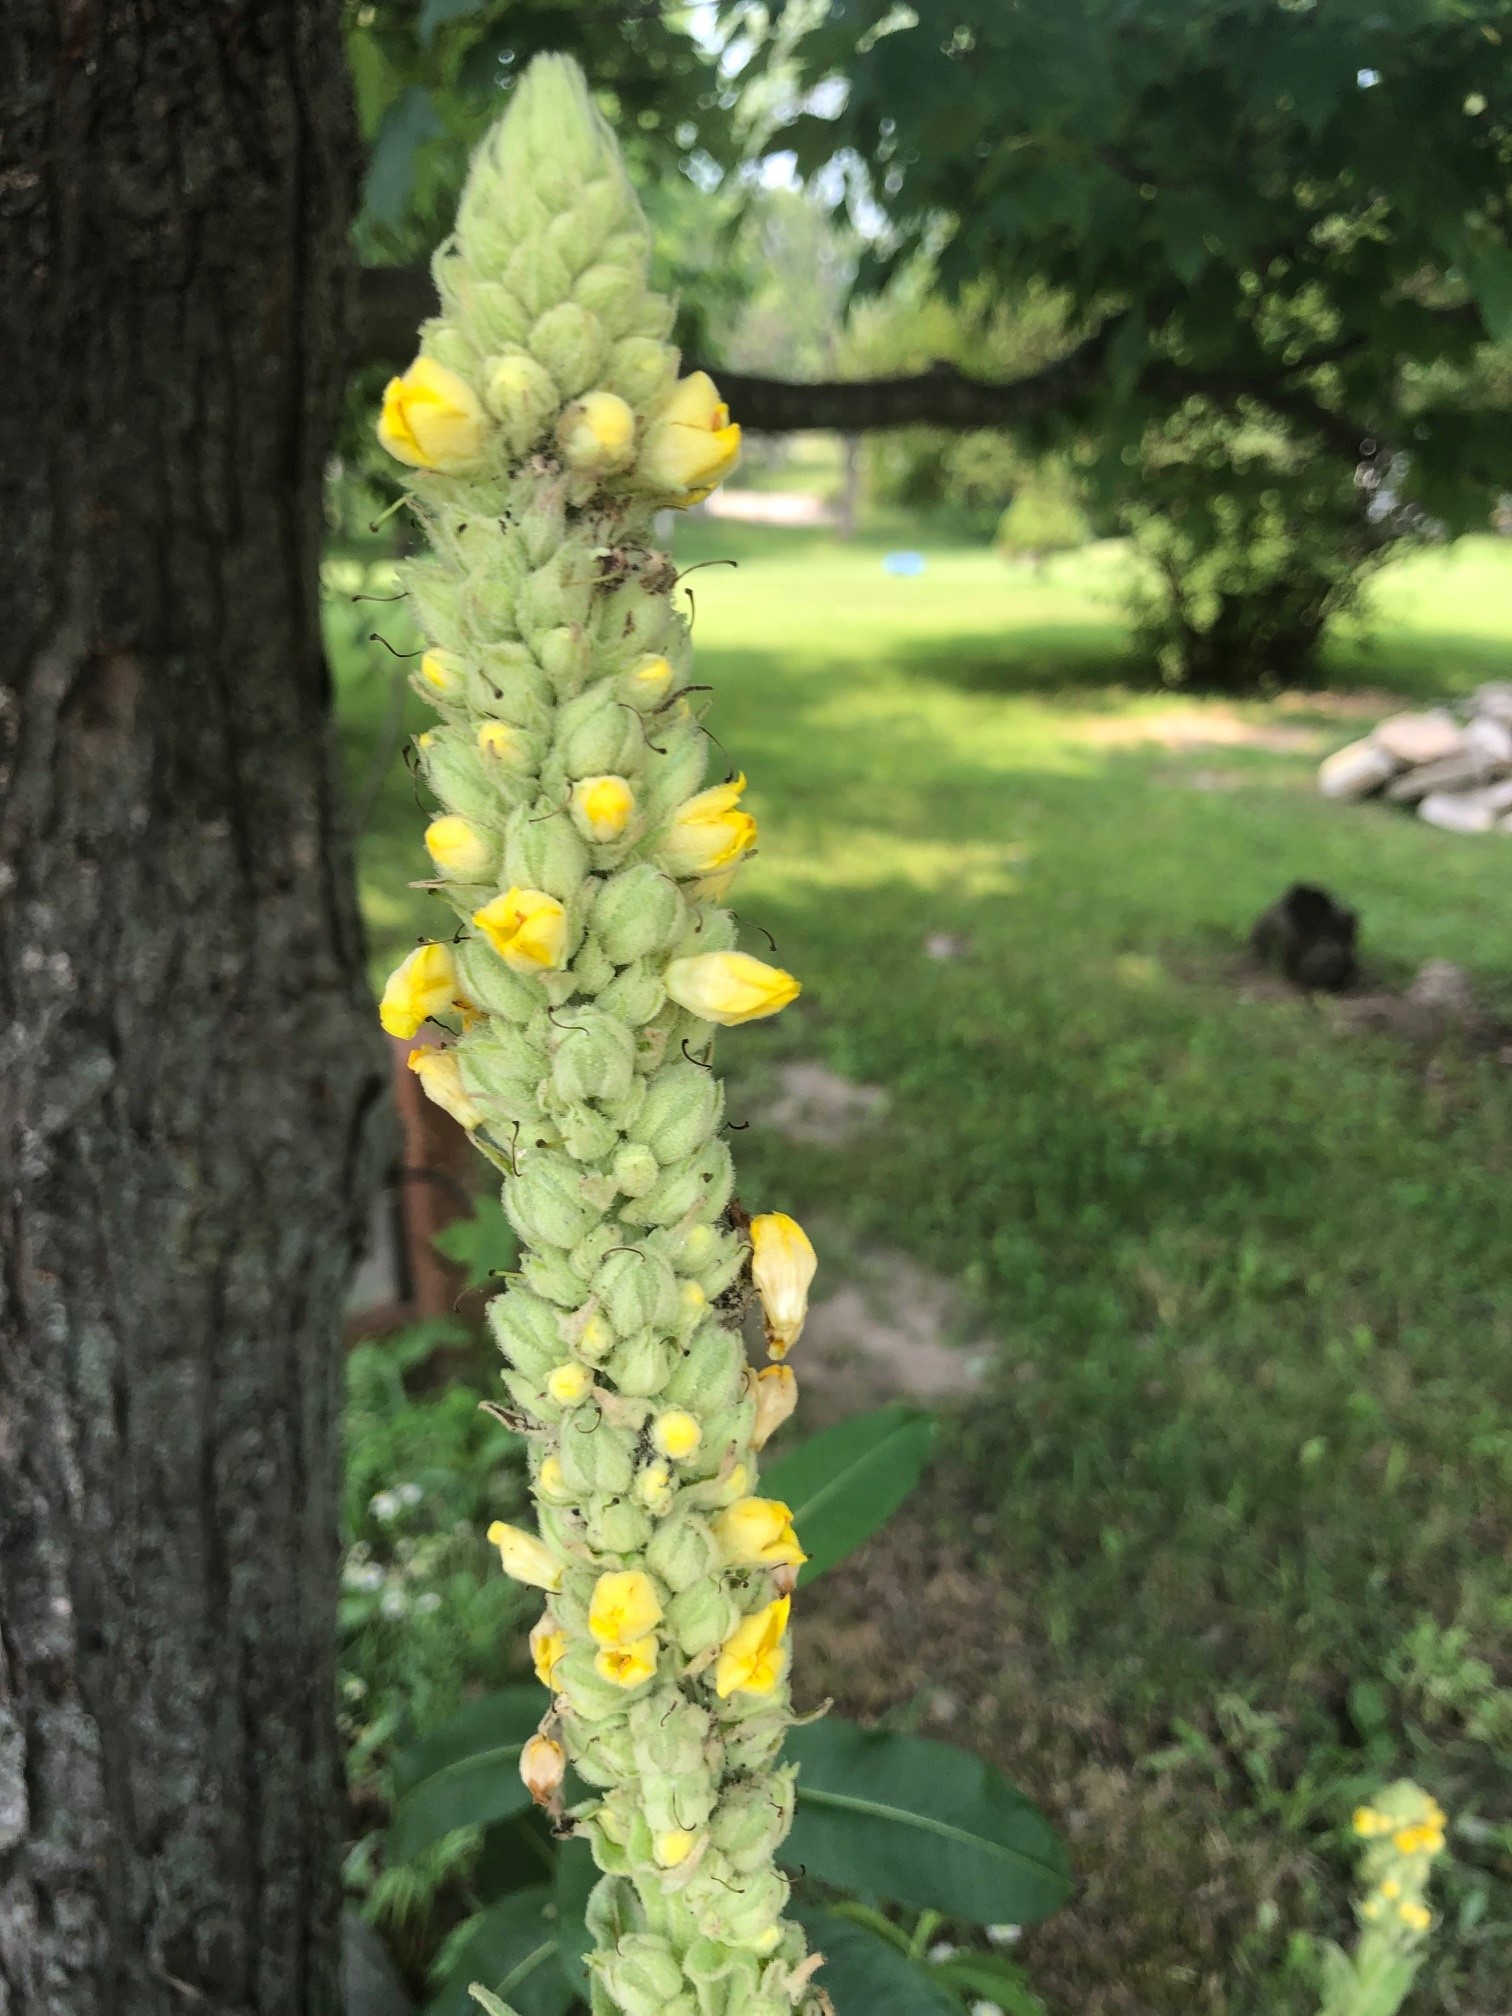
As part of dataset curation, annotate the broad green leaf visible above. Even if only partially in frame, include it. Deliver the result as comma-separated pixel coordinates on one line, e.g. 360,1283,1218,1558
931,1950,1047,2016
362,85,444,230
783,1720,1071,1927
791,1907,962,2016
761,1406,936,1584
551,1837,599,1999
427,1889,571,2016
394,1688,545,1799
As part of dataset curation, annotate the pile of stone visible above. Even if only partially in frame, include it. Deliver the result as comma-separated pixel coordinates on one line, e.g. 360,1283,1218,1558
1318,683,1512,833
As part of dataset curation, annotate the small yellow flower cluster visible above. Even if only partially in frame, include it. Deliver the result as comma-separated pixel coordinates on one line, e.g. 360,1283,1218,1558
1343,1782,1447,1964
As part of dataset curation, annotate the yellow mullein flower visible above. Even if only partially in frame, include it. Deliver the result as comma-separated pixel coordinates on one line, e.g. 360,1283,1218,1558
477,720,516,760
473,887,568,973
570,774,635,842
377,356,489,472
660,774,758,880
407,1046,482,1131
487,1521,563,1591
519,1733,566,1807
1353,1806,1389,1837
424,815,493,877
651,1410,702,1461
633,1459,675,1513
1398,1900,1432,1933
1393,1823,1445,1856
379,941,462,1039
558,390,636,472
537,1453,570,1501
663,951,799,1027
640,371,741,502
751,1365,798,1449
714,1596,790,1699
588,1569,663,1647
595,1637,658,1688
546,1362,592,1405
713,1498,806,1571
419,649,465,697
529,1614,568,1688
654,1829,697,1868
749,1212,817,1358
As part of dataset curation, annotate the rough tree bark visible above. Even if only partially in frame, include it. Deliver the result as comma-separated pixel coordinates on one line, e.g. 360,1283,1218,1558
0,7,388,2014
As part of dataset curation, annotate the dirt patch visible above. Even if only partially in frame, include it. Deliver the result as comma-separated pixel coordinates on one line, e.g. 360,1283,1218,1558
758,1060,890,1146
1076,707,1325,754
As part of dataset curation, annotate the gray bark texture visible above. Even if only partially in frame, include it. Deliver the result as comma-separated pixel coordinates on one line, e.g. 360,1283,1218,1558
0,6,388,2014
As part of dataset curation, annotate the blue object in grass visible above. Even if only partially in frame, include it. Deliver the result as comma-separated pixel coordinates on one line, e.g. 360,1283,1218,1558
882,550,926,576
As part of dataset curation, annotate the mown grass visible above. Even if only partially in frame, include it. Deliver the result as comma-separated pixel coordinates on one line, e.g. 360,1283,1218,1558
329,523,1512,2014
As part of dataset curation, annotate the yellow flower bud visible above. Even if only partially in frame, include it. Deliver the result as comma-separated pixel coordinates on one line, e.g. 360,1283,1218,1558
663,951,800,1027
640,371,741,502
579,1313,614,1361
679,1281,707,1320
570,773,635,843
1353,1806,1388,1837
628,653,675,702
419,649,465,697
406,1046,482,1131
714,1596,790,1699
377,356,489,472
654,1829,697,1868
537,1453,570,1501
661,774,758,880
651,1410,703,1461
557,390,636,473
712,1497,806,1571
487,1520,563,1591
633,1459,676,1513
473,887,569,973
1393,1824,1444,1856
594,1636,658,1688
588,1569,663,1647
424,814,494,877
477,720,517,761
707,1460,750,1508
379,941,463,1039
546,1362,592,1405
519,1732,567,1808
750,1212,817,1359
1398,1900,1432,1933
751,1365,798,1449
529,1614,568,1688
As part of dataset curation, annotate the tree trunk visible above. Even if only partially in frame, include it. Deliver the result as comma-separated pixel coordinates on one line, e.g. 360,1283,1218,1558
0,8,387,2014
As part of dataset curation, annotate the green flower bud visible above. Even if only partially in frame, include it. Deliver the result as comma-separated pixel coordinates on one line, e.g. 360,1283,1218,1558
520,1245,586,1307
553,686,643,779
415,729,506,828
682,1864,790,1954
558,1404,636,1497
555,1646,647,1723
660,1325,747,1414
629,1060,723,1163
549,1009,637,1104
558,1102,620,1163
572,257,650,333
529,301,607,395
595,960,667,1029
645,1511,720,1593
583,1494,653,1556
666,1579,740,1658
537,624,589,696
621,1138,734,1229
508,1149,602,1250
604,1328,674,1398
613,1141,659,1197
606,335,678,408
598,1935,687,2016
574,1722,639,1788
504,801,591,901
710,1772,796,1873
452,939,541,1025
592,865,687,965
594,1245,679,1334
488,1287,563,1379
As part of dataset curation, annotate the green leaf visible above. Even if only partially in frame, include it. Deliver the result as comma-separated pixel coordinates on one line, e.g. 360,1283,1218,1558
761,1406,936,1584
465,1991,516,2016
388,1689,547,1864
362,85,444,231
419,0,484,45
432,1193,518,1287
930,1950,1047,2016
427,1889,571,2016
783,1720,1071,1927
394,1688,545,1799
791,1907,962,2016
551,1837,599,1999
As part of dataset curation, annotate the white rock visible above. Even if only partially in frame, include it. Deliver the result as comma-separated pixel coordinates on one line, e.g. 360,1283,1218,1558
1470,680,1512,725
1319,738,1400,800
1417,789,1497,833
1385,750,1493,803
1405,961,1476,1020
1482,776,1512,815
1466,714,1512,766
1373,709,1465,765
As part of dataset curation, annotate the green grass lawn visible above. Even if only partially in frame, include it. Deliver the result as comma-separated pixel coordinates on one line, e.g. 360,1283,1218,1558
330,524,1512,2014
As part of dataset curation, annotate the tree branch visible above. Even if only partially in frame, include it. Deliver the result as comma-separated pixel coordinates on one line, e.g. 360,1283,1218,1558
353,262,1378,458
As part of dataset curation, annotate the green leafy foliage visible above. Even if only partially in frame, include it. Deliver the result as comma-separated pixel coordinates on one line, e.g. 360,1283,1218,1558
790,1908,964,2016
782,1720,1071,1926
762,1404,937,1583
427,1887,571,2016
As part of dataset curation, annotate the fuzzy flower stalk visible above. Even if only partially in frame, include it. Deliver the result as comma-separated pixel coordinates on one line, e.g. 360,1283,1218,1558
375,56,823,2016
1314,1784,1447,2016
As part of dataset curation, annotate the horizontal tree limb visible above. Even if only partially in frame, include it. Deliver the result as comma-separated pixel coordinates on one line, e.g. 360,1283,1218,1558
354,262,1375,458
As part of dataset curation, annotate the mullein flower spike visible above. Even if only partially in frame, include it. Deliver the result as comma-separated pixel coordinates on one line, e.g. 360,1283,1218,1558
1316,1783,1447,2016
374,54,825,2014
